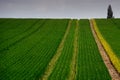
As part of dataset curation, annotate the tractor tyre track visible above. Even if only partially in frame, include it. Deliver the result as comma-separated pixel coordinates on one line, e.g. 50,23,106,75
68,20,78,80
0,20,39,44
0,20,46,52
40,20,72,80
90,20,120,80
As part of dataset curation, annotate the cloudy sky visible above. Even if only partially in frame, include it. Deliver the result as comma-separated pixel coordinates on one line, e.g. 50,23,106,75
0,0,120,18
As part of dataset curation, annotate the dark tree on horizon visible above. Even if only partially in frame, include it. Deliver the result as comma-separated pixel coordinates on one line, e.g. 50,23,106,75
107,5,113,19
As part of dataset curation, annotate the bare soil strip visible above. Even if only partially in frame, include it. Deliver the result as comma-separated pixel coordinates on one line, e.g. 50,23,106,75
40,20,72,80
68,20,78,80
90,20,120,80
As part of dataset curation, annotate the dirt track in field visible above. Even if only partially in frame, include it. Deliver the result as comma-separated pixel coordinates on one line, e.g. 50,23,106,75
68,20,78,80
90,20,120,80
40,20,72,80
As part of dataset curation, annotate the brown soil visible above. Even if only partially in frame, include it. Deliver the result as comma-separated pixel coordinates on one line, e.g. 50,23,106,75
90,20,120,80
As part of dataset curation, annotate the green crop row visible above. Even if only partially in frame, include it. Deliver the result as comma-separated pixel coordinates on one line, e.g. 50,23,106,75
0,19,38,43
76,19,111,80
41,19,111,80
0,19,113,80
95,19,120,58
0,19,69,80
0,19,45,51
0,19,16,28
48,20,76,80
94,19,120,73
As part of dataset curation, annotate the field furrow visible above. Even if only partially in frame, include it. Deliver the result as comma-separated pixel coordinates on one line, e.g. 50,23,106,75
0,19,69,80
0,19,38,43
1,18,120,80
90,19,120,80
0,20,45,52
68,20,78,80
0,19,22,32
92,19,120,74
0,19,15,28
40,20,72,80
47,20,76,80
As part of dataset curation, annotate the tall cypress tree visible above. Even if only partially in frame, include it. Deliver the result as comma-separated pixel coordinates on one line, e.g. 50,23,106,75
107,5,113,19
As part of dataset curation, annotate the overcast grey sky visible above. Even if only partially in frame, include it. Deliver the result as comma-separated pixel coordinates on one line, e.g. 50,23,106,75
0,0,120,18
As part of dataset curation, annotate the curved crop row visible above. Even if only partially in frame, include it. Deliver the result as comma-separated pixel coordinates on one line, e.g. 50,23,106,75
91,19,120,73
48,20,76,80
0,19,16,27
0,19,69,80
0,20,45,52
40,20,72,80
0,19,21,35
0,19,38,44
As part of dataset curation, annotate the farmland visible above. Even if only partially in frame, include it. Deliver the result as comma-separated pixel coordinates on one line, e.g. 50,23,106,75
95,19,120,58
0,18,120,80
76,20,111,80
47,20,76,80
0,19,69,80
93,19,120,73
